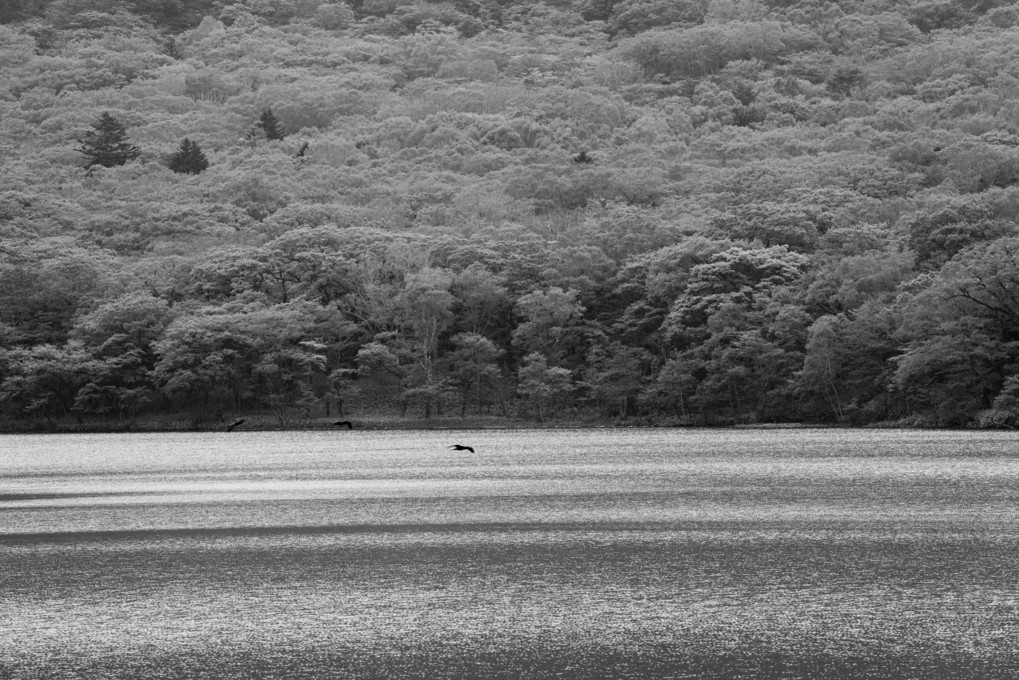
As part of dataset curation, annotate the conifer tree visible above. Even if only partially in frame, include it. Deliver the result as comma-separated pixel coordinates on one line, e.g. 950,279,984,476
168,138,209,175
258,108,287,141
572,150,594,164
77,112,141,170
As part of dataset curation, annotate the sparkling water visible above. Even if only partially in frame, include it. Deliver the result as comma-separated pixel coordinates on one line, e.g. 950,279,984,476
2,428,1018,678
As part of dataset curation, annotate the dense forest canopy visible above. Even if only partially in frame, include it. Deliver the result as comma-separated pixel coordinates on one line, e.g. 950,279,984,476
2,0,1019,428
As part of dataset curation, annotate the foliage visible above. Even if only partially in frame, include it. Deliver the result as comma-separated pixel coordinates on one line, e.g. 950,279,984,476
76,111,141,171
256,108,287,141
168,138,210,174
2,0,1019,428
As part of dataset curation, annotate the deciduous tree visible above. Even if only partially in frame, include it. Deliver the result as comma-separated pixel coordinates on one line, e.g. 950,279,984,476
516,352,574,421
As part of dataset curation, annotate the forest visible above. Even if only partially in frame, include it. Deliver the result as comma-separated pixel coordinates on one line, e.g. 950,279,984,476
2,0,1019,429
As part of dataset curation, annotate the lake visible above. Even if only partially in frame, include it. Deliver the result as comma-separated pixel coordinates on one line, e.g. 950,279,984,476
2,428,1019,679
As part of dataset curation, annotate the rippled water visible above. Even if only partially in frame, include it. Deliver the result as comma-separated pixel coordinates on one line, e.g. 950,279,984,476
2,428,1019,678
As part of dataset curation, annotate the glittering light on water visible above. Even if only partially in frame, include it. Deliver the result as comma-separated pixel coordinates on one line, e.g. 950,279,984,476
2,428,1019,678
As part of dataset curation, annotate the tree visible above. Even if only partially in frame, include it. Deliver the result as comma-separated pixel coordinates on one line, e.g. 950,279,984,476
392,268,457,417
71,292,175,352
0,343,94,423
892,329,1006,426
984,375,1019,428
254,341,327,427
512,287,587,366
826,66,865,97
69,292,177,422
356,338,407,406
448,332,504,416
610,237,729,350
790,300,901,424
663,246,809,346
796,315,847,421
326,368,361,418
258,108,287,141
0,240,118,345
152,304,323,422
516,352,574,422
607,0,710,36
709,202,831,252
77,112,141,171
451,264,510,336
803,250,914,316
618,22,821,81
168,138,209,175
642,357,698,422
317,3,355,29
903,201,1016,269
682,330,797,424
891,237,1019,425
584,343,648,418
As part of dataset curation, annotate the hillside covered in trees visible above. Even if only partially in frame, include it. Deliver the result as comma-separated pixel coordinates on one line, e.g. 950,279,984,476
2,0,1019,429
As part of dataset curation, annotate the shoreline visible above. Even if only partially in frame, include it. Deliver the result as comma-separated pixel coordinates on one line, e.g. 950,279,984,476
0,416,1001,434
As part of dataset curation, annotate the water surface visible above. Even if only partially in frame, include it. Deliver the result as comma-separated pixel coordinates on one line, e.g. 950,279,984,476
2,428,1018,678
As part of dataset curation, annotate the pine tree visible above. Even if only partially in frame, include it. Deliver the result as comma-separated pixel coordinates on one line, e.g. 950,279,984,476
168,138,209,175
572,150,594,164
77,112,141,170
258,108,287,141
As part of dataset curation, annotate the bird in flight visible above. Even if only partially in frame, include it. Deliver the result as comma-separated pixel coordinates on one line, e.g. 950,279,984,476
334,420,353,429
226,418,247,432
449,444,474,453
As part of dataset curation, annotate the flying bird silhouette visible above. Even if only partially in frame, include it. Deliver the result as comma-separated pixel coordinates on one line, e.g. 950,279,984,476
449,444,474,453
334,420,353,429
226,418,246,432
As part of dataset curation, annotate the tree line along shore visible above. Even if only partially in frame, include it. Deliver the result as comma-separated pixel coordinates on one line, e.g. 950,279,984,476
2,0,1019,430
